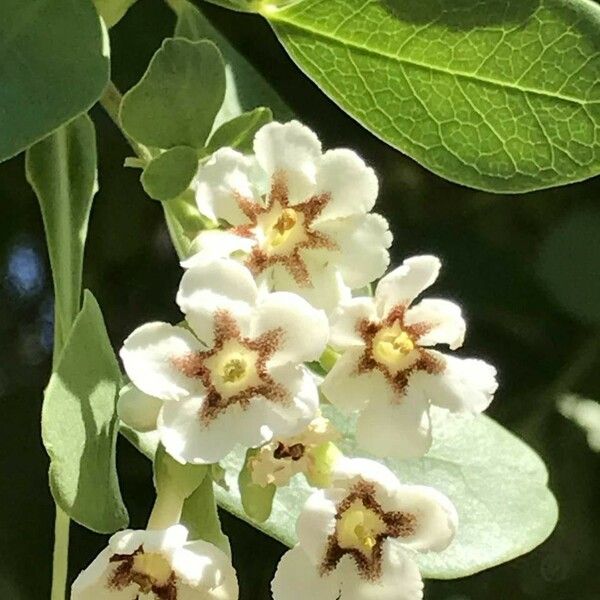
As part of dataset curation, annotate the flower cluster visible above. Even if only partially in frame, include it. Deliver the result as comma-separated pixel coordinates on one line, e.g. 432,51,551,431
73,121,497,599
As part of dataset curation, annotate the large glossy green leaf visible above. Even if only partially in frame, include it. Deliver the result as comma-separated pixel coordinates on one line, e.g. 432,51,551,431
174,0,292,122
215,407,558,579
120,38,226,149
263,0,600,193
41,291,128,533
26,114,97,351
0,0,109,162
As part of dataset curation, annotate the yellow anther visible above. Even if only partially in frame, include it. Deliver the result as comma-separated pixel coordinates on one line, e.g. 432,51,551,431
372,323,417,372
132,552,172,587
337,500,386,556
268,208,298,247
221,358,247,383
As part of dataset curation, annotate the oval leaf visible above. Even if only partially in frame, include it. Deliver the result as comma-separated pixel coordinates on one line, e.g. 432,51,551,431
173,0,292,122
0,0,109,162
215,407,558,579
26,114,97,350
142,146,199,201
42,291,128,533
265,0,600,193
120,38,226,149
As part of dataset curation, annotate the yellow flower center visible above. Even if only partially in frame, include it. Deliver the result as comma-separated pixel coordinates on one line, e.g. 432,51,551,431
221,357,248,383
337,500,387,555
132,552,172,588
204,341,261,398
259,205,308,255
372,321,417,373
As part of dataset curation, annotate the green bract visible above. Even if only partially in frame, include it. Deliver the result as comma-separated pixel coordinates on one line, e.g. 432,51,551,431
40,291,128,533
142,146,199,201
205,107,273,154
120,38,226,149
216,408,559,579
0,0,109,162
238,449,277,523
263,0,600,193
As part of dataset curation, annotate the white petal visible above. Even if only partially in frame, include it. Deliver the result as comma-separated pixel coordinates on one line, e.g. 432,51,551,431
355,395,432,459
117,384,162,432
182,230,255,266
296,489,339,563
120,322,203,401
250,291,329,367
195,147,259,226
177,258,257,346
338,545,423,600
268,364,320,437
405,299,466,350
173,540,238,594
71,547,130,600
331,457,400,495
321,348,392,411
254,121,321,204
315,213,392,289
158,368,316,464
271,546,341,600
329,298,378,350
389,485,458,552
111,525,188,555
375,256,441,316
158,396,243,464
271,261,352,314
314,148,379,221
415,352,498,413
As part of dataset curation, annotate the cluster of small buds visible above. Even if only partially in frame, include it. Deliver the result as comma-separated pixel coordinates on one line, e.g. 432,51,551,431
72,121,497,599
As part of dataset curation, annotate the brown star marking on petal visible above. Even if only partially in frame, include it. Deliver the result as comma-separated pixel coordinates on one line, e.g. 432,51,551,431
108,546,177,600
356,304,444,398
321,481,417,581
172,309,287,424
231,172,338,287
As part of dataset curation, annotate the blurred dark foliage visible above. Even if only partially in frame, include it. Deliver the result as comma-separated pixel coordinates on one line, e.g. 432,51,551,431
0,2,599,599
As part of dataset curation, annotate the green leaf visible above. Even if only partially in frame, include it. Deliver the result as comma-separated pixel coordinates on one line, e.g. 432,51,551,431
173,0,292,122
216,407,558,579
154,444,209,500
141,146,199,201
41,291,128,533
182,476,232,556
120,38,226,149
26,114,97,351
94,0,138,27
205,107,273,154
265,0,600,193
0,0,109,162
186,0,254,13
536,208,600,324
238,449,276,523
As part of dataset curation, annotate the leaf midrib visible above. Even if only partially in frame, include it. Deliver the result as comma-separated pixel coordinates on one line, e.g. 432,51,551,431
269,12,600,107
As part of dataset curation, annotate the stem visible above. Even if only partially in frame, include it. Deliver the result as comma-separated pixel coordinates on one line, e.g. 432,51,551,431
147,487,186,530
99,82,152,161
99,82,191,261
51,506,70,600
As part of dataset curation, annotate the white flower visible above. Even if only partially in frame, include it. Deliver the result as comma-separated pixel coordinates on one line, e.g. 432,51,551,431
250,413,340,488
271,457,457,600
185,121,392,313
71,524,238,599
321,255,498,459
119,257,329,464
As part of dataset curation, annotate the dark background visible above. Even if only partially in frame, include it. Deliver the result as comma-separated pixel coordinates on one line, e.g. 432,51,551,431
0,2,599,598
